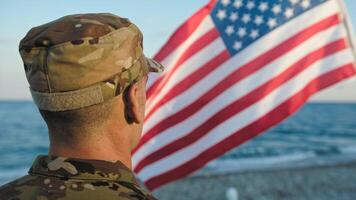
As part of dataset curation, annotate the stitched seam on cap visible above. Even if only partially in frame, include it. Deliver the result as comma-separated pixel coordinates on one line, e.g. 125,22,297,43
26,24,139,50
43,49,52,93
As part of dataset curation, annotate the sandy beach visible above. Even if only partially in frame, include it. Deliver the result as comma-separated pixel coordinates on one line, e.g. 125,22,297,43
153,156,356,200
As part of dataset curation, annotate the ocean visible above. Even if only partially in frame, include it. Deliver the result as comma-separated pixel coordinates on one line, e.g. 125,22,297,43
1,101,356,184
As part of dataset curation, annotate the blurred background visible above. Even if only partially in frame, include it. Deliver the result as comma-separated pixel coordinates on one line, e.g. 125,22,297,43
0,0,356,199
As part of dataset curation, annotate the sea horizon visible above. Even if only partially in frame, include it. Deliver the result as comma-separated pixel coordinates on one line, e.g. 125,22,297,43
1,101,356,185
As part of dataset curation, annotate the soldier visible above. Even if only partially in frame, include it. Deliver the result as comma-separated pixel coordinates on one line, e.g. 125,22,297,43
0,13,164,200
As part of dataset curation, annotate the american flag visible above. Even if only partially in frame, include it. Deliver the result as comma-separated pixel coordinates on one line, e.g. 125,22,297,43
133,0,356,190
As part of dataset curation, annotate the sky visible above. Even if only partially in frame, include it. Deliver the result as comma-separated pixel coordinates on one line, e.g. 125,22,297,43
0,0,355,101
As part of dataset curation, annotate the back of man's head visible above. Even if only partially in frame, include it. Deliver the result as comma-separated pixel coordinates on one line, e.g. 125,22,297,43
18,13,163,157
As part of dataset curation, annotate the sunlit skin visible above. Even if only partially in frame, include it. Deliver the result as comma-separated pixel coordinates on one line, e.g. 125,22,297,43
48,76,148,169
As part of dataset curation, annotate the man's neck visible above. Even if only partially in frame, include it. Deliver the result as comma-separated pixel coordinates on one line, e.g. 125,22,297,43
48,127,133,169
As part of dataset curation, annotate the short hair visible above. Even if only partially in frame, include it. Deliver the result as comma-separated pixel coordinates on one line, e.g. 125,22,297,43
39,93,125,144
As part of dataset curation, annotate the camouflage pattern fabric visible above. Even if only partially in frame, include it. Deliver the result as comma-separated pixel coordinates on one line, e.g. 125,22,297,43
19,13,163,111
0,156,158,200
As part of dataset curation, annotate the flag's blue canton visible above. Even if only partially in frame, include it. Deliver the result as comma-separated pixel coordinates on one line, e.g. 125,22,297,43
211,0,328,55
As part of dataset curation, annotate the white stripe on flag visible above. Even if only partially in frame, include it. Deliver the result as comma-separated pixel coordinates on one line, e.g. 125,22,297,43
146,16,215,89
145,37,225,115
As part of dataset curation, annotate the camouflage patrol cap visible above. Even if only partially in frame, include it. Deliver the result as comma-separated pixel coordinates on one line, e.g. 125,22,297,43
19,13,164,112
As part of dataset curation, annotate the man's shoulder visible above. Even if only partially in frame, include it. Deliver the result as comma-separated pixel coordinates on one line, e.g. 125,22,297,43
0,174,157,200
0,174,39,200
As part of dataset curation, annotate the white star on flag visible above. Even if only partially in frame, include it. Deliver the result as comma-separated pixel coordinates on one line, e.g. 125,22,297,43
216,9,227,20
242,14,251,23
246,1,255,10
267,18,278,28
221,0,231,7
254,16,264,26
233,41,242,50
230,12,238,21
285,8,294,18
290,0,300,4
250,29,259,39
237,27,247,37
301,0,311,8
225,25,235,36
233,0,243,8
272,4,282,14
259,2,269,12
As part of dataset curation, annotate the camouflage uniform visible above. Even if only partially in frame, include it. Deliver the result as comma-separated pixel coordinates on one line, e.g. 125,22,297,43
0,156,157,200
0,13,163,199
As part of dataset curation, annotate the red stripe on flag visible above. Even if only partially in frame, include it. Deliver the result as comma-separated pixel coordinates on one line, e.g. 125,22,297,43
147,28,220,100
154,0,216,61
134,14,340,154
134,39,347,173
145,50,230,121
145,63,356,190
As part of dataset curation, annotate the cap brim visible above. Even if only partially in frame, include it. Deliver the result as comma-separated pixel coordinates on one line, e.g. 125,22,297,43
145,57,164,73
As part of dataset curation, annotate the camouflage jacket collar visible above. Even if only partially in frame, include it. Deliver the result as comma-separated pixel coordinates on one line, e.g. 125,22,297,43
29,155,138,184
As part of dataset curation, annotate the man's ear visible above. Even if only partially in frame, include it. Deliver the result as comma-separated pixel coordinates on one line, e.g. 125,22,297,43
124,84,142,124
